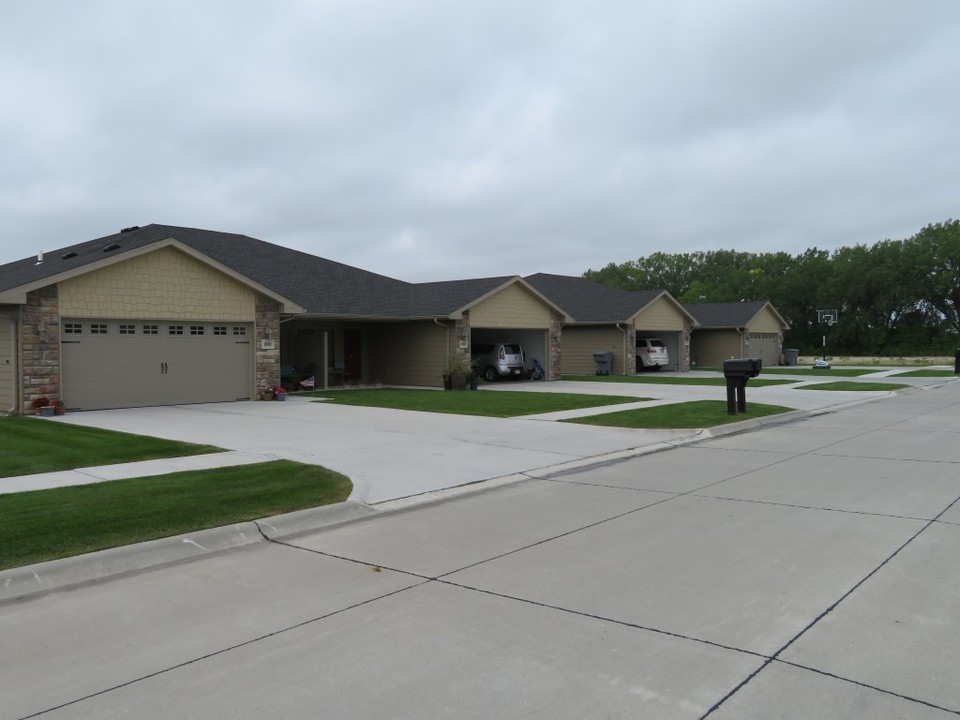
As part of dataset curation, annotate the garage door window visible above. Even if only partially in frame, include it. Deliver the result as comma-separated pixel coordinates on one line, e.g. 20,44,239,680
190,325,204,335
233,326,247,336
64,323,82,334
119,324,135,335
169,325,184,335
142,325,158,335
214,326,227,335
91,324,108,334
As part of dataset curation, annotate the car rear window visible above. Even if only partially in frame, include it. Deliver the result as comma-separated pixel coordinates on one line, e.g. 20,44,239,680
503,344,522,354
650,340,665,347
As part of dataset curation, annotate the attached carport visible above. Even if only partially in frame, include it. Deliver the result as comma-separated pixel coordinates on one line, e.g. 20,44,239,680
524,274,697,375
465,280,564,381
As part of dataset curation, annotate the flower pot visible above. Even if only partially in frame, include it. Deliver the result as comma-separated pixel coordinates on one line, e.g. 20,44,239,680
39,406,55,417
261,392,274,401
451,375,466,391
275,393,287,401
54,406,66,416
442,374,452,391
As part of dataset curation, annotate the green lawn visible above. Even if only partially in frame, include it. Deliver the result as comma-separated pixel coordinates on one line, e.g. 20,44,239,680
561,374,794,387
888,369,958,378
796,381,909,392
0,460,352,570
562,400,792,429
761,368,877,377
312,388,641,417
0,417,223,478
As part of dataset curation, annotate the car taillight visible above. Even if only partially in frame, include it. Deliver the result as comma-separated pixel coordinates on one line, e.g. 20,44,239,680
499,347,505,360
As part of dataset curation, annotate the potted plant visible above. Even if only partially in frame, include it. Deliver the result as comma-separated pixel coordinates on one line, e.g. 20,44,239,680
444,353,472,391
261,386,275,401
32,397,54,416
273,385,288,401
52,399,66,416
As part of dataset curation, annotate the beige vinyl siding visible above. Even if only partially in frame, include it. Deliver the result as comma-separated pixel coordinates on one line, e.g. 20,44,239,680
634,297,686,331
563,326,627,375
470,284,552,328
373,321,450,387
58,246,256,321
748,306,783,333
691,330,745,367
0,317,14,411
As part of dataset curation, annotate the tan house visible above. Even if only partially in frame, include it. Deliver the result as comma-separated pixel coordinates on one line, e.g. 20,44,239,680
525,274,698,374
685,301,791,368
0,225,567,413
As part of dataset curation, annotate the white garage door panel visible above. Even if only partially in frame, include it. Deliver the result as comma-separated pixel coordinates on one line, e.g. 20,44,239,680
62,320,253,410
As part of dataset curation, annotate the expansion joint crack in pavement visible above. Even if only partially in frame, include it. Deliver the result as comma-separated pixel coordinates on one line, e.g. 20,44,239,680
698,493,960,719
16,579,431,720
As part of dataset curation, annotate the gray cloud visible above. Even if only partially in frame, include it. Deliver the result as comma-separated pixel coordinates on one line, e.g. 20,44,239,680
2,0,958,281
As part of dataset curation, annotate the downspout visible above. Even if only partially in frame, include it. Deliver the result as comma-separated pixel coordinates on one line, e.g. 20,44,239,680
616,323,628,375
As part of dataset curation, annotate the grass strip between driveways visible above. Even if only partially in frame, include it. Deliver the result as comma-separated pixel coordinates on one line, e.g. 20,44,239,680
311,388,641,417
562,400,792,429
0,417,223,478
795,381,909,392
561,374,794,387
887,369,958,377
760,368,878,377
0,460,352,570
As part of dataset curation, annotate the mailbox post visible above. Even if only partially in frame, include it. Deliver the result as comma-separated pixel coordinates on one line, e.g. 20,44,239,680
723,358,763,415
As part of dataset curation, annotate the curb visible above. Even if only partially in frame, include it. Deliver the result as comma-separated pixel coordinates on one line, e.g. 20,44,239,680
0,501,375,605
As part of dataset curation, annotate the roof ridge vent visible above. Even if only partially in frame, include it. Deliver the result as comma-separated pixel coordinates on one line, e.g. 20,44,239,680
120,226,140,233
103,243,121,252
61,251,78,260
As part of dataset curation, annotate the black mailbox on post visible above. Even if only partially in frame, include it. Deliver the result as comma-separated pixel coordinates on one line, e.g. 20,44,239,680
723,358,763,415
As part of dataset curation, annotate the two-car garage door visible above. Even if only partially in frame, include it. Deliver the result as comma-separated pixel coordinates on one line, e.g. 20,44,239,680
61,319,253,410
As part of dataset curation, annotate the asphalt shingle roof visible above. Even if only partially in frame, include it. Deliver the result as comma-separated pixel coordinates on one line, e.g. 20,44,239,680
0,224,520,318
684,301,771,328
524,273,663,322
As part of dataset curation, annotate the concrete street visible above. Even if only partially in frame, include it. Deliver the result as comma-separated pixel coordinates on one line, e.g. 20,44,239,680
1,376,959,718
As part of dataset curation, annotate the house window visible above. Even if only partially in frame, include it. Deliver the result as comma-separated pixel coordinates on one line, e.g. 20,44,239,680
90,324,108,335
233,326,247,336
64,323,82,334
119,324,136,335
213,326,227,336
142,325,158,335
190,325,204,336
168,325,184,335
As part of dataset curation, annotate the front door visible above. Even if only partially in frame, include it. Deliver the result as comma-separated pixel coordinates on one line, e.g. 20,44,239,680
344,330,362,383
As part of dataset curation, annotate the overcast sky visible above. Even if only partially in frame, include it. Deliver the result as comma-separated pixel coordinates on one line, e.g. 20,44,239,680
2,1,958,282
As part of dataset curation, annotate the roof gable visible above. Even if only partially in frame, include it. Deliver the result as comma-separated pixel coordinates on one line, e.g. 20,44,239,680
525,273,695,324
685,300,789,329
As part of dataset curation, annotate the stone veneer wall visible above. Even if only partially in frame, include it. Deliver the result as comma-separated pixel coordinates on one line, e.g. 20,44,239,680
548,315,562,380
20,286,61,411
455,315,470,363
255,296,281,393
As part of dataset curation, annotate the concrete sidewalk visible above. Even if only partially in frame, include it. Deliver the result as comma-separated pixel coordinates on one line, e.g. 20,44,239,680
2,378,959,718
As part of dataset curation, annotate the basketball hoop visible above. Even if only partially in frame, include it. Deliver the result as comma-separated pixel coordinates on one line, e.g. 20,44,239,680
817,309,838,326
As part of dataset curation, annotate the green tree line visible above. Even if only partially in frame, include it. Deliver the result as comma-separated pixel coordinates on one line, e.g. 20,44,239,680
583,219,960,356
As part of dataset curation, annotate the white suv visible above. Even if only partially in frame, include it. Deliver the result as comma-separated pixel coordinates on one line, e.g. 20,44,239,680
636,338,669,371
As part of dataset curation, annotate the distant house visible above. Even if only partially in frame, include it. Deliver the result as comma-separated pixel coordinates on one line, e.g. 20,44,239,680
0,225,568,413
684,301,790,368
525,274,698,374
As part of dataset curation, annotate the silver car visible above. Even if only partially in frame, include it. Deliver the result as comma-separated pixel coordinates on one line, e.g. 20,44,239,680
471,343,525,381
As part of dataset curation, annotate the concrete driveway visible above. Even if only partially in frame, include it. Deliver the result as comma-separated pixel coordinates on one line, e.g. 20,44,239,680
47,372,947,504
2,378,959,718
